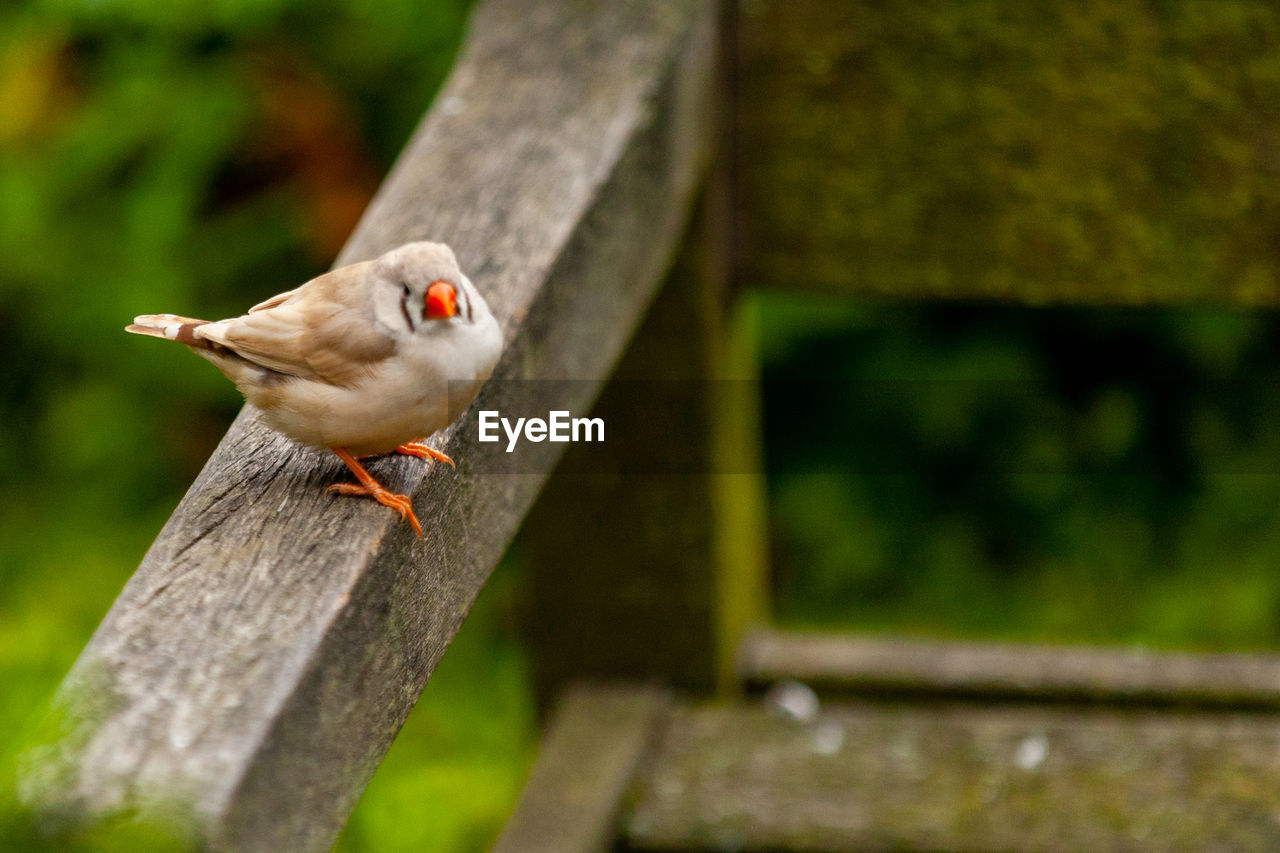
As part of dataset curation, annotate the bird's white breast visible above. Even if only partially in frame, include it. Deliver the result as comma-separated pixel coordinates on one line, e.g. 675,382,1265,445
250,314,502,457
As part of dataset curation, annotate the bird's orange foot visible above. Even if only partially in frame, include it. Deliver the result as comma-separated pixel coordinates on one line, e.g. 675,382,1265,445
396,440,455,469
329,446,423,537
327,482,422,536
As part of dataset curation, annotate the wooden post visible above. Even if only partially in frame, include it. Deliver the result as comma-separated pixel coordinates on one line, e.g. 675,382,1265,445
520,122,771,697
492,685,670,853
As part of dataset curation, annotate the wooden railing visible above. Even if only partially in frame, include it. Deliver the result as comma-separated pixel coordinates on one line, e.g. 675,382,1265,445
22,0,720,849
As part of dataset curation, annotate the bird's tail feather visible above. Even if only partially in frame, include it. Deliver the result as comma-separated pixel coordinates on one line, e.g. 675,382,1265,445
126,314,212,348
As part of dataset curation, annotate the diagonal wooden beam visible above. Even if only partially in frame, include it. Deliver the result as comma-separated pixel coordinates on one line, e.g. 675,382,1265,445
21,0,717,849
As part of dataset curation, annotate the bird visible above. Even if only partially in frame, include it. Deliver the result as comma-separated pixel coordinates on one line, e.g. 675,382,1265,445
127,241,503,536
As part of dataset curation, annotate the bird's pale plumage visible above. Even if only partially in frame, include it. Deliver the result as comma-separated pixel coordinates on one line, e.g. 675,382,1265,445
127,241,503,534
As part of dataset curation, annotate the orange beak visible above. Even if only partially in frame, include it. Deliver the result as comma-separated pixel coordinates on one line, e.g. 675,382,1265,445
425,280,457,319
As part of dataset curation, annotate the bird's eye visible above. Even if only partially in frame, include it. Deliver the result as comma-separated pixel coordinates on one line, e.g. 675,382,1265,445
401,283,411,298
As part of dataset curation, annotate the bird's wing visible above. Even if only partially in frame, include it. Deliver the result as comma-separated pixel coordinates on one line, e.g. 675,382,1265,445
247,256,379,314
248,288,299,313
198,264,396,387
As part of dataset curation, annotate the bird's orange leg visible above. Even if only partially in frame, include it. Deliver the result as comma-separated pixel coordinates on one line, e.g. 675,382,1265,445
328,447,423,537
395,439,455,469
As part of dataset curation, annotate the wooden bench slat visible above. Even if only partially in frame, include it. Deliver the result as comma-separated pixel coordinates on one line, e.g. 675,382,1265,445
740,629,1280,709
627,700,1280,851
21,1,715,849
735,1,1280,306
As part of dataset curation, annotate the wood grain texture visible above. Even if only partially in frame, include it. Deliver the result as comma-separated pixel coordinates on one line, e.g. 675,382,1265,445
627,700,1280,851
21,0,716,849
492,685,669,853
735,1,1280,305
741,629,1280,709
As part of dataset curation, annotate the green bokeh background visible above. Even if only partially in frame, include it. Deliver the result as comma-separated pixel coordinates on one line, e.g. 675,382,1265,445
4,0,1280,849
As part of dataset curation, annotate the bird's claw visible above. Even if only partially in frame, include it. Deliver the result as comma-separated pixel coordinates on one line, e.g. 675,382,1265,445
395,440,455,469
328,482,423,537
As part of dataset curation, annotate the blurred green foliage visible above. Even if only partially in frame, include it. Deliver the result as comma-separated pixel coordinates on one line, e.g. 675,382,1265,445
759,295,1280,649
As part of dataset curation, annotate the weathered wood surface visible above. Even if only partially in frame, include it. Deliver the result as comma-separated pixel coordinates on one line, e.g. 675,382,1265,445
736,1,1280,305
492,685,669,853
626,700,1280,851
741,629,1280,709
21,0,716,849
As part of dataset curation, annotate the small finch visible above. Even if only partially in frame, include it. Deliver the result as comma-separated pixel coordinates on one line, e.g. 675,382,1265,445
127,242,503,536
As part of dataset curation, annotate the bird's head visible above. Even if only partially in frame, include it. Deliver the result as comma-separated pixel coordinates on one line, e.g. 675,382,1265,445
373,241,482,331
